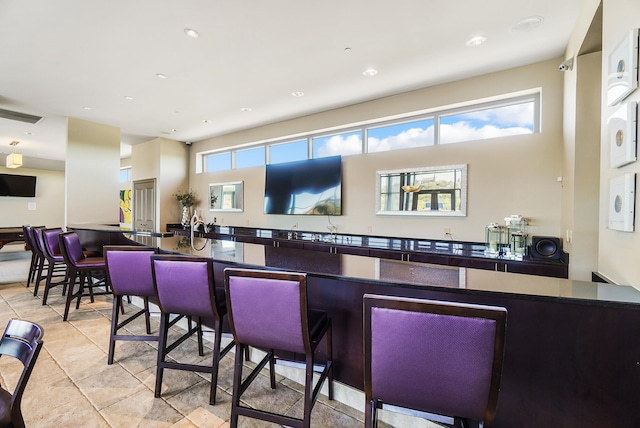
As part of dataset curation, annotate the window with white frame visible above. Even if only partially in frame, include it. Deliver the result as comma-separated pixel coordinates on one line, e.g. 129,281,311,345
205,152,232,172
367,118,435,153
119,167,132,183
312,130,363,158
269,140,308,164
235,146,265,169
439,96,538,145
199,91,540,172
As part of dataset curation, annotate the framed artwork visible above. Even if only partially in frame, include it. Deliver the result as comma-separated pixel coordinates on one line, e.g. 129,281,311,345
608,101,638,168
119,189,132,225
607,28,639,106
608,173,636,232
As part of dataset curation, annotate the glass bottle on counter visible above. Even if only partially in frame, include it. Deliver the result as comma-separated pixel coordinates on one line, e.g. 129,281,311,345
485,223,504,257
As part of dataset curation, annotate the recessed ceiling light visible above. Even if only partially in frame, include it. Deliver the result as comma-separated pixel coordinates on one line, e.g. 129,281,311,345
156,73,167,79
291,91,305,97
203,119,211,123
24,132,33,136
171,128,177,132
363,68,378,76
511,16,544,33
465,35,487,47
83,106,91,110
124,96,133,100
184,28,200,38
240,107,252,112
344,47,352,53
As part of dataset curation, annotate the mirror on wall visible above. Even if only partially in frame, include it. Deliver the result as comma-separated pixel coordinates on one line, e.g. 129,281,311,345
376,164,467,216
209,181,243,212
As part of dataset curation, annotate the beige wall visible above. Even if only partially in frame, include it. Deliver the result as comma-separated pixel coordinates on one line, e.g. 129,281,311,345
132,139,161,183
189,59,565,243
66,117,120,225
0,167,64,229
131,137,189,231
158,138,190,229
597,0,640,285
560,46,602,281
573,52,602,280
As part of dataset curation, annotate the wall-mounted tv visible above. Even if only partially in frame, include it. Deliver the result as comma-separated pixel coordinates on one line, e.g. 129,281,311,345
0,173,37,197
264,156,342,215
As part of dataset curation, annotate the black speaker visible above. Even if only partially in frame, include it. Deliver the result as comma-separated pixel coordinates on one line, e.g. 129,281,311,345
529,236,562,260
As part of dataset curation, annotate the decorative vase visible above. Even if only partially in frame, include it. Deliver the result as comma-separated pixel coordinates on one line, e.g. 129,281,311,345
181,206,190,228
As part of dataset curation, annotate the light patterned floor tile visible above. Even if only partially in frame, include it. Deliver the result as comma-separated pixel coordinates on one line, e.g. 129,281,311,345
0,255,369,427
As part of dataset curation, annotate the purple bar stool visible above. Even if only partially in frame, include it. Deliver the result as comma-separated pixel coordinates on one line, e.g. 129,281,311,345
224,267,333,428
0,318,44,428
363,294,507,428
150,255,235,405
58,232,110,321
29,227,50,293
34,227,69,304
104,245,159,365
21,225,44,287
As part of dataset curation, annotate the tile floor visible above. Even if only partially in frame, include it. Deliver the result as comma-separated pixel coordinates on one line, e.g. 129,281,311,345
0,250,371,427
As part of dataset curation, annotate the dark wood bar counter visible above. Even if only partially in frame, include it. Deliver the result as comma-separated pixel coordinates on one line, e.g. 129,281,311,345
73,228,638,427
168,224,570,279
69,224,174,253
193,238,638,428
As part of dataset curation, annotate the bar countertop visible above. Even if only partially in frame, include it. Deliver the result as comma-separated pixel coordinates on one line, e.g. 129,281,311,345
162,236,640,308
75,224,640,427
168,224,569,278
69,224,174,238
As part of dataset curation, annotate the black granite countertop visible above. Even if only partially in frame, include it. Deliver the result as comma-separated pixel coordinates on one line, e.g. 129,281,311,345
167,224,568,278
70,224,175,238
170,223,516,255
156,237,640,307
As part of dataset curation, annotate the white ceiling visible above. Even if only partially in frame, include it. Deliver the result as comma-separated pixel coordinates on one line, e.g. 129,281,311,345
0,0,583,169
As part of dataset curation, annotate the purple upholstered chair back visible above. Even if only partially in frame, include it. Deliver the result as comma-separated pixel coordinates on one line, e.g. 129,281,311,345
59,232,86,266
105,246,157,297
225,270,307,354
364,294,507,424
22,226,35,252
41,228,64,261
30,227,46,258
151,256,220,319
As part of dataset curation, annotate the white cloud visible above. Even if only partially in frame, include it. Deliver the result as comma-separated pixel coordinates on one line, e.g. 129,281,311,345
315,103,533,155
368,126,434,153
316,134,363,157
440,122,532,144
457,103,534,127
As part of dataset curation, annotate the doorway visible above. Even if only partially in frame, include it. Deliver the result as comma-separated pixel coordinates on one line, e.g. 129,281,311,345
133,179,156,245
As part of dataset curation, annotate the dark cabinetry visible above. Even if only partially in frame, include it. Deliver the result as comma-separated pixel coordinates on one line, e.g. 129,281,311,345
449,256,567,278
167,225,568,278
369,248,404,260
335,245,370,256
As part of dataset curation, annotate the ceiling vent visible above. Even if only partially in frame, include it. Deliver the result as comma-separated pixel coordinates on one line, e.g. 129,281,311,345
0,108,43,124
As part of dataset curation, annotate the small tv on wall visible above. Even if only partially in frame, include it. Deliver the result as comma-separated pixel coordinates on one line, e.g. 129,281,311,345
0,173,37,197
264,156,342,215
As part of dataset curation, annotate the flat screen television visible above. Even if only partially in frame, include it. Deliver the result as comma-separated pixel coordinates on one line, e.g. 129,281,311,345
264,156,342,215
0,173,37,197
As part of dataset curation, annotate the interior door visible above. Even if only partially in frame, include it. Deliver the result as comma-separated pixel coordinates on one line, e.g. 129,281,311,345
133,180,156,245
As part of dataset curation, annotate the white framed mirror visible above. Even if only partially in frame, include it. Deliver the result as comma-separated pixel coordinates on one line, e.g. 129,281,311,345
376,164,467,216
209,181,243,212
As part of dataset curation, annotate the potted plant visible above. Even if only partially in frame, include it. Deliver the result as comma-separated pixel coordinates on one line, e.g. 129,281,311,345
174,189,197,227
